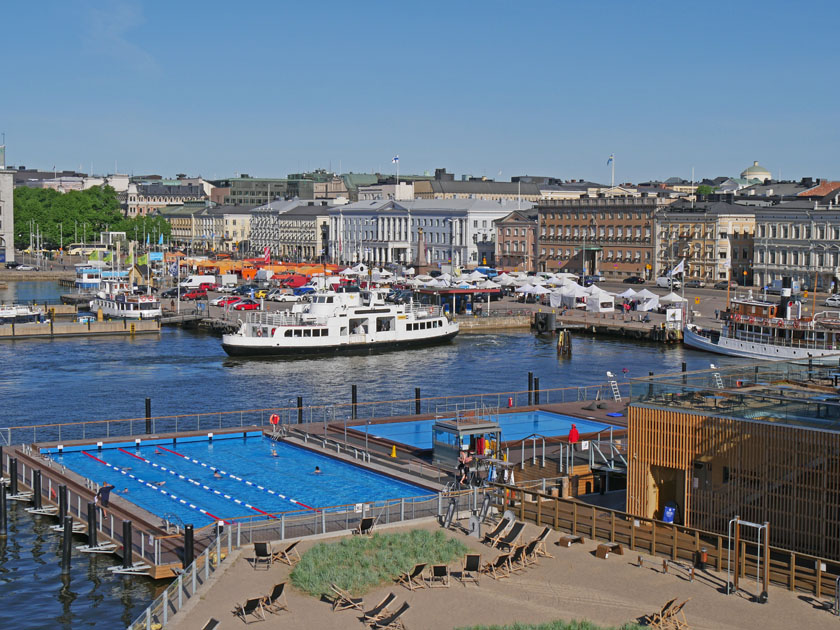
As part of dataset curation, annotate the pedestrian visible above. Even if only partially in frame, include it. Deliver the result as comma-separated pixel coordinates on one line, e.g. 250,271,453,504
96,481,115,517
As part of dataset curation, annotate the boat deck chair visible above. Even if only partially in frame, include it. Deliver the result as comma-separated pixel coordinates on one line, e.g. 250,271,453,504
330,583,364,612
508,544,528,573
642,597,678,628
263,582,289,614
201,619,220,630
481,516,511,546
396,563,427,590
521,539,541,568
354,516,375,536
666,598,691,630
253,542,272,571
459,554,481,586
234,597,266,624
495,521,525,551
272,540,301,566
370,601,410,630
427,564,450,588
531,526,554,558
363,592,396,623
480,553,511,580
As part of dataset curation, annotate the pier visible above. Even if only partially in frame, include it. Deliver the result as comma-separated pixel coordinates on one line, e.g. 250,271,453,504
0,318,160,340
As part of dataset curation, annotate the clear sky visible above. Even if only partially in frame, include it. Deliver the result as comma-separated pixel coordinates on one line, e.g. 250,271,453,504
2,0,838,183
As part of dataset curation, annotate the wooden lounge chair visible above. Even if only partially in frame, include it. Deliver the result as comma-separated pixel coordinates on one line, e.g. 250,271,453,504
507,544,528,573
363,592,396,622
370,601,410,630
481,516,511,546
201,619,220,630
272,540,301,566
642,597,677,628
253,542,272,571
495,521,525,551
666,598,690,630
263,582,288,614
531,526,554,558
330,583,365,612
234,597,266,623
355,516,375,536
396,563,427,590
521,539,541,567
459,554,481,586
427,564,450,588
479,553,511,580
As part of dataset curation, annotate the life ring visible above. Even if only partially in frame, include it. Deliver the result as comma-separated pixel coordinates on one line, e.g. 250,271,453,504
734,314,740,322
794,321,800,329
269,414,279,425
270,328,276,336
749,317,755,324
256,328,263,337
778,320,783,327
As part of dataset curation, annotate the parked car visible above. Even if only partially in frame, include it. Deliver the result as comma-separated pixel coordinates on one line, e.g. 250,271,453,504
824,295,840,307
160,287,179,298
210,295,242,307
656,277,681,289
293,286,316,296
181,289,207,300
684,279,706,288
255,289,269,299
4,261,21,269
15,265,36,271
714,280,738,290
269,290,299,303
233,298,260,311
622,276,645,284
232,284,259,296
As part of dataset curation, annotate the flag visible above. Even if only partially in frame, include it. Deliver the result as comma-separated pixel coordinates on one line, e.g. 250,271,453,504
88,250,99,261
668,258,685,277
125,253,133,266
146,234,150,246
169,262,178,276
103,251,113,263
138,254,149,266
392,155,399,164
607,154,614,166
264,246,270,264
158,234,163,245
724,258,732,270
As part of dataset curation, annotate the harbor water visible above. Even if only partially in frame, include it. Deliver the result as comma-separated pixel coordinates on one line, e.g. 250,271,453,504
0,281,743,627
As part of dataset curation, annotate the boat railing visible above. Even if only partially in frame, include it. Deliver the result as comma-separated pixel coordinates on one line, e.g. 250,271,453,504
245,311,330,327
405,302,443,319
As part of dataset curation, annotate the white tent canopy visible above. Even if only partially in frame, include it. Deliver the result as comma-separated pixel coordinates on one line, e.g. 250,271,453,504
464,270,487,281
634,288,658,299
478,279,500,289
532,285,552,295
660,291,688,304
586,291,615,312
514,284,536,294
617,288,638,299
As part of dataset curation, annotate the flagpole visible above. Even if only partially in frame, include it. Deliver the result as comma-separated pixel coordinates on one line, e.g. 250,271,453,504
611,156,615,187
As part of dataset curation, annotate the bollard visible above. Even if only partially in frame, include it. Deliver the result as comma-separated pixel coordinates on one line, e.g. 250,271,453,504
183,524,195,568
58,485,68,527
145,397,152,435
297,396,303,424
61,518,73,574
0,484,6,537
9,458,18,496
0,445,3,476
87,502,97,547
32,470,42,510
415,388,421,415
534,377,540,405
122,520,133,569
528,372,533,406
351,385,357,421
682,361,687,385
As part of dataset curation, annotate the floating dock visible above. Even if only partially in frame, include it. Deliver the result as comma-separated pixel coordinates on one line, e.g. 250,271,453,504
0,319,160,340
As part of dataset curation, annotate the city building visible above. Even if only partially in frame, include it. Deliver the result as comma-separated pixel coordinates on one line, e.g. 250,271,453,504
358,182,414,201
414,169,541,202
740,160,772,183
250,199,333,262
213,176,289,206
537,196,663,279
752,190,840,291
495,210,538,272
654,200,755,285
126,182,205,217
0,169,14,263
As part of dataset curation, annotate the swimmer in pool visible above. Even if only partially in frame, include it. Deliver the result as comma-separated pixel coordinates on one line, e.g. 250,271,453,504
154,449,161,455
121,488,129,494
154,481,166,486
213,470,222,479
314,466,321,474
271,448,278,457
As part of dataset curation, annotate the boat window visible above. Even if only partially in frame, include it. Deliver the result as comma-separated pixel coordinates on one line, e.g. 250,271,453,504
294,329,303,337
326,297,334,303
285,330,293,337
340,326,348,336
304,329,311,337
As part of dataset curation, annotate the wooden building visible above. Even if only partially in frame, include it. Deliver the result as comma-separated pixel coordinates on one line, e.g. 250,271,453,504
627,361,840,561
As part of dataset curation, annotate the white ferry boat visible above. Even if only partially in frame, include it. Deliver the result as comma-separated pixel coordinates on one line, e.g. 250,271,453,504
684,289,840,361
221,287,459,357
90,278,162,320
0,304,44,324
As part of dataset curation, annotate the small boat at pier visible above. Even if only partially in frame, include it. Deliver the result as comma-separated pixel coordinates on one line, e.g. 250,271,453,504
90,278,162,320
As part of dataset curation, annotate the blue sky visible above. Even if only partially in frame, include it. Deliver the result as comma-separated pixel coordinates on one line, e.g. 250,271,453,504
2,1,838,183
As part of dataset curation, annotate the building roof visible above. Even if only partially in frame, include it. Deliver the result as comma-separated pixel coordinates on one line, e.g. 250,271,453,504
740,161,771,179
662,200,755,215
335,198,534,215
428,180,541,196
137,183,204,196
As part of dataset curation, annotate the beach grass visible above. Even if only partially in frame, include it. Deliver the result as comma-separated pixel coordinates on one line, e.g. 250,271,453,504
290,528,469,597
456,622,645,630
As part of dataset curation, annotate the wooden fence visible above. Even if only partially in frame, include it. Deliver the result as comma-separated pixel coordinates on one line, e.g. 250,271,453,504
501,484,840,600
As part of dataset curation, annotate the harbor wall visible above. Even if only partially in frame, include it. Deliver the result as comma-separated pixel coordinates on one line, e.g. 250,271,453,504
0,319,160,339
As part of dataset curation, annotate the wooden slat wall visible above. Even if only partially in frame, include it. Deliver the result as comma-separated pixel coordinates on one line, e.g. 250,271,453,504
628,405,840,561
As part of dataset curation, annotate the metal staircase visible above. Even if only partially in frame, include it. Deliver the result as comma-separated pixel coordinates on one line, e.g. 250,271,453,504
606,372,622,402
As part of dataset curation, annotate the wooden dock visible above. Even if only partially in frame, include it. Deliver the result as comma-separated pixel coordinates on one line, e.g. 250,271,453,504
0,319,160,339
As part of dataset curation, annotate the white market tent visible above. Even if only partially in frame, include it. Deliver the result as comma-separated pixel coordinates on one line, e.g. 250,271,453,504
618,288,638,299
559,283,589,309
634,288,657,299
586,291,615,312
660,291,688,304
464,270,487,282
532,285,552,295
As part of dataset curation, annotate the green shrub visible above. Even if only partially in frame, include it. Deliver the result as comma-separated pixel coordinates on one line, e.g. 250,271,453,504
290,529,469,597
456,622,644,630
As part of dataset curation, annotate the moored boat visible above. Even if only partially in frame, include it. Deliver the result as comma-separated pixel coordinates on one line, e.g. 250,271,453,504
90,278,162,320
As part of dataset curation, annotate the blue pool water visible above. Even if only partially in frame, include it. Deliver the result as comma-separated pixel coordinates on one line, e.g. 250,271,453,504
55,436,429,526
365,410,616,449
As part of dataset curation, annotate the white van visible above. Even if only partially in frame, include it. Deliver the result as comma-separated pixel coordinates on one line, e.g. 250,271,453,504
656,276,681,289
179,274,217,289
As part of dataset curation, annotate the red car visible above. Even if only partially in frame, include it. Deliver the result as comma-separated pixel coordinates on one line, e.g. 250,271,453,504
181,289,207,300
211,296,241,307
233,299,260,311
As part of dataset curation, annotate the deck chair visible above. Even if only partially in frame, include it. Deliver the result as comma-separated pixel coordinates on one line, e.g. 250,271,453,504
521,539,540,567
495,521,525,551
201,619,220,630
507,544,528,573
531,526,554,558
370,601,410,630
479,553,511,580
667,598,691,630
330,583,364,612
459,554,481,586
642,597,677,628
363,592,396,622
355,516,375,536
234,597,266,623
272,540,301,566
427,564,450,588
481,516,511,546
253,542,271,571
396,563,427,590
263,582,288,614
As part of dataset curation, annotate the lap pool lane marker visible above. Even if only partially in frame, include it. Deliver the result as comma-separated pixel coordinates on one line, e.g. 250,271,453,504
117,448,275,519
155,444,317,512
81,451,224,523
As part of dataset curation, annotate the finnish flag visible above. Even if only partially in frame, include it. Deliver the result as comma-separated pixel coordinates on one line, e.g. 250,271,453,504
392,155,399,164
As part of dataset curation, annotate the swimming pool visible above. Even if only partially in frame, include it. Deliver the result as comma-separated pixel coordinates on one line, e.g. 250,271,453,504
51,435,429,526
364,411,616,449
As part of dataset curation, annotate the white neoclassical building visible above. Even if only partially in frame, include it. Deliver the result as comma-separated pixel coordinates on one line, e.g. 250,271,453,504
0,168,14,263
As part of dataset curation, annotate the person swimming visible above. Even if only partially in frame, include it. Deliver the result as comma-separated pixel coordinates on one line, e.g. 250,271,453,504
153,481,166,486
154,449,161,455
270,448,278,457
121,488,129,494
213,470,222,479
314,466,321,474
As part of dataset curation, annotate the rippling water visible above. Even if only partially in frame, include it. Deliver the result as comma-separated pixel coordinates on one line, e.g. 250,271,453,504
0,281,743,626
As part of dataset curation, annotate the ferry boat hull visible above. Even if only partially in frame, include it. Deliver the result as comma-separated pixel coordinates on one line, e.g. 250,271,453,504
683,324,840,361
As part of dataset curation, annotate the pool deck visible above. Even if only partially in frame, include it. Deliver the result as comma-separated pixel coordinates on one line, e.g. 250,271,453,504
171,518,839,630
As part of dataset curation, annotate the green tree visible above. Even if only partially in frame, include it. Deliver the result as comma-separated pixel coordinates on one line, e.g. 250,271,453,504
695,184,715,196
111,215,172,245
